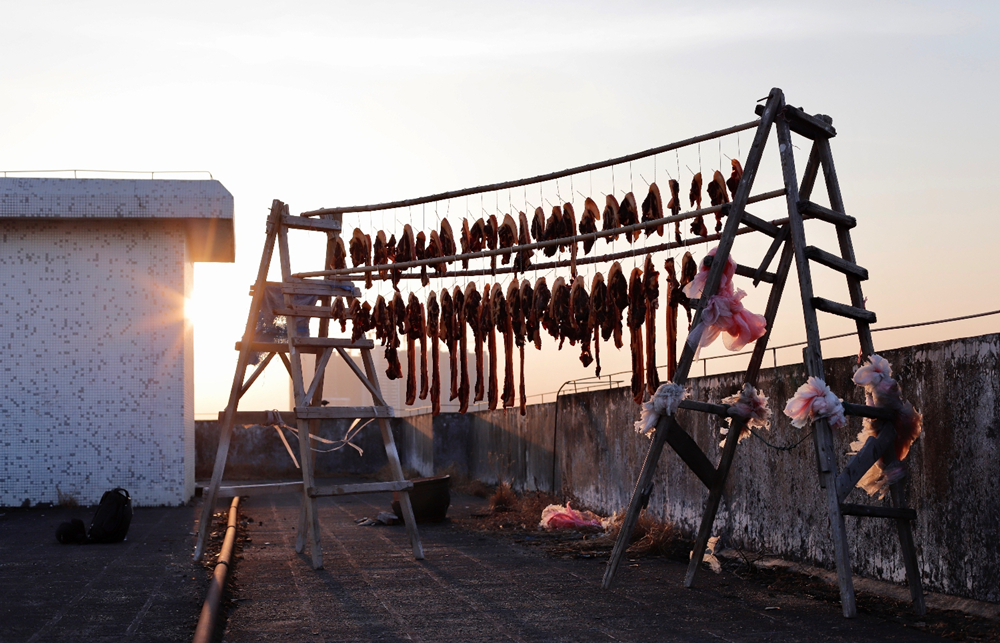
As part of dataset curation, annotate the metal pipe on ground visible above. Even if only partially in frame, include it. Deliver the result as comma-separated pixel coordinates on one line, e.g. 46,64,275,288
193,496,240,643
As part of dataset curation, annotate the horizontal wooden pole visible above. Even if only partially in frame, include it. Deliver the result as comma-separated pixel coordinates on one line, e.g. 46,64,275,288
840,503,916,521
678,399,735,417
308,480,414,497
841,402,896,421
812,297,877,323
236,339,374,354
249,280,359,298
755,104,836,139
282,214,342,233
214,481,304,497
293,406,393,419
797,200,856,229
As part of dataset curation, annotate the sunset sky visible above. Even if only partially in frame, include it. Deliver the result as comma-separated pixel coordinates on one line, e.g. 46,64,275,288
3,1,999,417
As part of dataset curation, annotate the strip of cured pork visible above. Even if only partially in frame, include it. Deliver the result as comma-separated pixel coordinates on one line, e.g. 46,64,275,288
493,283,515,409
570,276,592,367
464,283,484,403
405,293,421,405
643,255,660,396
641,183,664,237
453,285,470,413
589,272,608,377
689,173,707,237
606,262,628,350
628,267,646,404
579,198,601,254
666,180,681,243
427,291,441,415
439,288,458,401
481,284,498,410
664,257,681,381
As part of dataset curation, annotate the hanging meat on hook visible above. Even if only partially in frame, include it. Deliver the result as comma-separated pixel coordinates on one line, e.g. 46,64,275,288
664,257,681,381
666,179,682,243
602,194,621,243
460,219,473,269
427,291,441,415
589,272,608,377
405,293,421,405
485,215,499,275
726,159,744,200
350,228,374,289
542,206,563,258
393,224,416,289
463,283,484,403
373,231,389,280
618,192,640,243
349,299,373,343
579,198,601,254
386,234,397,263
426,230,445,277
570,275,593,367
628,267,646,404
530,277,550,350
643,255,660,396
374,295,402,381
514,211,533,274
563,202,579,277
679,252,698,326
439,219,457,263
498,214,518,266
509,280,528,416
689,173,707,237
641,183,665,237
531,206,545,242
331,297,347,333
606,261,628,349
330,236,348,270
706,171,730,233
545,276,568,345
415,230,428,287
493,283,515,409
481,284,499,410
418,301,429,401
439,288,458,402
453,285,470,413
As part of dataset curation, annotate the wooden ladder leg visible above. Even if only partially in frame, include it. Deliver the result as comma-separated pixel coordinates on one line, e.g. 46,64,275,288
194,201,281,561
887,460,926,614
360,348,424,560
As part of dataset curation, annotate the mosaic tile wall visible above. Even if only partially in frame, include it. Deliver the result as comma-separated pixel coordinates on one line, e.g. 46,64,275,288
0,219,195,507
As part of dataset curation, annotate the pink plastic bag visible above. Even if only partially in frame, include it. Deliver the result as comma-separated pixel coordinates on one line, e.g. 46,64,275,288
539,502,604,530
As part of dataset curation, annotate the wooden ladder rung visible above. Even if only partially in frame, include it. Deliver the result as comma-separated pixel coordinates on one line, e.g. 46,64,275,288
273,305,346,319
309,480,414,498
678,399,734,417
724,206,781,238
282,214,343,233
840,503,916,521
236,339,375,353
805,246,868,280
841,402,895,421
249,280,359,298
811,297,877,323
294,405,392,419
734,263,776,284
757,104,837,139
215,481,304,497
797,200,857,229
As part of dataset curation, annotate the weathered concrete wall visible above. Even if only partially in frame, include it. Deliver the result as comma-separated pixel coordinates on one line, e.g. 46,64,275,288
195,333,999,603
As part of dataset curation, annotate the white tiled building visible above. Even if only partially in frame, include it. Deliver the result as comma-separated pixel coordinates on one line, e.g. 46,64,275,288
0,178,234,507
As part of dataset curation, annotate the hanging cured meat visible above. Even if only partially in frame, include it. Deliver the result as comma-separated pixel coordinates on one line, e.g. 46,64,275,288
485,215,499,275
374,295,402,381
426,230,445,276
481,284,498,410
689,173,707,237
531,206,545,242
569,276,593,367
349,299,373,343
350,228,374,289
393,224,416,289
330,236,347,271
493,283,515,409
509,280,528,416
514,211,533,273
427,291,441,415
453,285,469,413
386,234,397,263
530,277,549,350
546,276,569,345
602,195,620,243
439,288,458,401
440,219,457,259
666,180,682,243
331,297,347,333
542,206,563,257
460,219,473,269
643,255,660,396
619,192,640,243
606,262,628,349
418,302,428,400
680,252,698,326
563,202,579,277
589,272,608,377
373,231,389,280
498,214,518,266
641,183,665,237
706,171,730,233
627,267,646,404
464,283,484,403
405,293,421,405
415,231,428,287
664,257,681,381
579,198,601,254
726,159,744,200
470,218,486,252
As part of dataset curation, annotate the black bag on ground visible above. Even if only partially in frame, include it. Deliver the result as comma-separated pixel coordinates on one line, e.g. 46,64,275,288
88,488,133,543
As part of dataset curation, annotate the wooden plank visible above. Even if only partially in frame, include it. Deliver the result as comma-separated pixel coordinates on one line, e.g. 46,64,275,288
309,480,414,497
731,207,781,237
756,104,836,139
840,503,916,520
678,399,734,417
273,305,339,319
293,337,377,349
806,246,868,280
303,348,334,403
239,352,276,399
664,418,717,489
889,475,927,614
733,263,775,284
215,481,304,497
835,424,897,503
293,406,393,419
841,402,895,421
798,200,857,229
812,297,877,323
249,280,359,298
282,214,342,233
236,339,374,353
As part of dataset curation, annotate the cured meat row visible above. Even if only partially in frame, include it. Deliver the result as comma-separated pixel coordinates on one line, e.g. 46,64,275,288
330,164,743,287
331,252,703,416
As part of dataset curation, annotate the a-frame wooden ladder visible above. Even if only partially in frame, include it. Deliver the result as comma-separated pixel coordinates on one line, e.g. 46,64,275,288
193,199,423,569
602,88,925,618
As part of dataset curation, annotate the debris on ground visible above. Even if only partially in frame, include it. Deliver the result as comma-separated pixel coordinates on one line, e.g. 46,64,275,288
538,502,606,531
354,512,400,526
